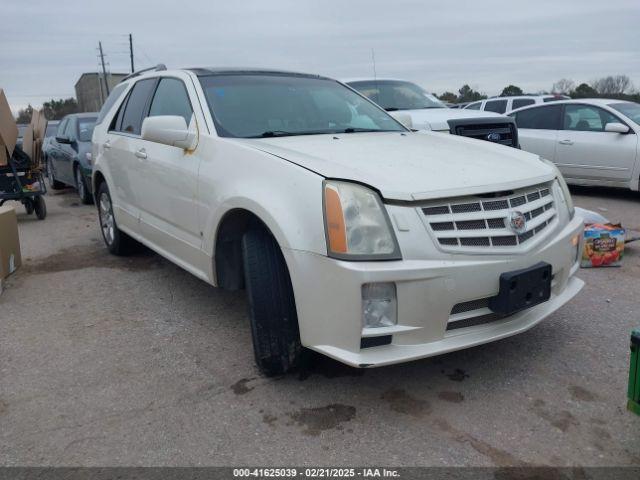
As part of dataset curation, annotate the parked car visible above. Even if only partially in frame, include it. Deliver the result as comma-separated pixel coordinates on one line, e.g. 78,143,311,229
465,95,570,114
346,79,519,148
45,113,97,203
509,99,640,191
92,67,583,375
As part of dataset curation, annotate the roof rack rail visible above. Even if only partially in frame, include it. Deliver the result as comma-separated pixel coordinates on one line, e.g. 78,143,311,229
121,64,167,82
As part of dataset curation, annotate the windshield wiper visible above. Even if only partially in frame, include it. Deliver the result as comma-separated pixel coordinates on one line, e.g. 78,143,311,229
257,130,296,138
384,107,400,111
341,128,387,134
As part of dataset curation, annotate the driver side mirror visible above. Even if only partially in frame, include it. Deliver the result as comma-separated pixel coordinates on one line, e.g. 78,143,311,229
604,122,630,134
389,112,414,129
56,135,72,144
141,115,197,150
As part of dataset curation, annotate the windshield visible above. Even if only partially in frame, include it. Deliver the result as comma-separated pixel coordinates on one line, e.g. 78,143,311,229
199,74,405,138
348,80,446,111
609,102,640,125
77,117,97,142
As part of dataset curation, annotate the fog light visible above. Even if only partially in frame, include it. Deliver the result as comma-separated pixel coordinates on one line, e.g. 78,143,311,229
362,282,397,328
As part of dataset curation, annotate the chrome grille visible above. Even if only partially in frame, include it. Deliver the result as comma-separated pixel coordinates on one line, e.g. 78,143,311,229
421,182,557,252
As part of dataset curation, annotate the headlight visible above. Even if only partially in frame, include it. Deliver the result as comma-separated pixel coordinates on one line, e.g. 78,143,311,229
323,180,401,260
540,158,574,219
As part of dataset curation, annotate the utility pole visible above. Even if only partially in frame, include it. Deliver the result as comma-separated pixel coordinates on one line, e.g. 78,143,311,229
98,41,110,96
129,34,135,73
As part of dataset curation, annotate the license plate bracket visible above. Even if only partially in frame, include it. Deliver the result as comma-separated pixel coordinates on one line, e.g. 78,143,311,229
489,262,552,315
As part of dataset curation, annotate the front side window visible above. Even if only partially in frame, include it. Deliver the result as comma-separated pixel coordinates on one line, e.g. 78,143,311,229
563,105,618,132
199,74,406,138
609,102,640,125
511,105,562,130
57,118,68,137
512,98,535,110
485,99,508,114
96,83,128,125
64,118,76,139
118,78,157,135
77,117,97,142
347,80,445,111
148,78,194,126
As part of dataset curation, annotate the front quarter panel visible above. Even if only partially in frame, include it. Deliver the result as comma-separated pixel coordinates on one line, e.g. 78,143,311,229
198,136,327,281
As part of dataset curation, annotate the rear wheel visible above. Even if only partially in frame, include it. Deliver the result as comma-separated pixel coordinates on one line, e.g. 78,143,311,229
75,165,93,204
97,182,138,255
242,226,301,376
46,158,64,190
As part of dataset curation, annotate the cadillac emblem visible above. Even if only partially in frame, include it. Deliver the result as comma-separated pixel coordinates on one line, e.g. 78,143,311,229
509,211,527,234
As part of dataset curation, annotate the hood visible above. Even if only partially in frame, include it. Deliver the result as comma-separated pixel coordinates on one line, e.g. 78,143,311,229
235,131,555,201
389,108,504,131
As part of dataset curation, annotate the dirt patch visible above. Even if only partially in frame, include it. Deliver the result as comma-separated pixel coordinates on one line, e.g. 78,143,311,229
262,413,277,426
0,398,7,416
531,399,579,432
433,417,528,467
569,385,598,402
231,378,255,395
438,391,465,403
381,389,431,417
20,244,163,275
445,368,470,382
289,404,356,436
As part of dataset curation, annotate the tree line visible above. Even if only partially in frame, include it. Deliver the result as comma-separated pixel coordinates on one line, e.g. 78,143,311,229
438,74,639,104
16,98,78,124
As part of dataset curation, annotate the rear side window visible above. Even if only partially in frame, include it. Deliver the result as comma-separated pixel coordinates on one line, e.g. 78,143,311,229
96,83,128,125
485,99,508,114
466,102,481,110
512,98,535,110
118,78,157,135
148,78,194,125
512,105,562,130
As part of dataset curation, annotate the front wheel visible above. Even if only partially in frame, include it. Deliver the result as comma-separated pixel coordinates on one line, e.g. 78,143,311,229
97,182,138,255
33,196,46,220
242,226,302,376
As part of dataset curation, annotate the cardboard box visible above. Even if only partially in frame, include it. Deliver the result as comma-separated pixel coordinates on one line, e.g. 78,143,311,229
0,89,18,164
21,124,34,160
0,205,22,279
581,223,626,268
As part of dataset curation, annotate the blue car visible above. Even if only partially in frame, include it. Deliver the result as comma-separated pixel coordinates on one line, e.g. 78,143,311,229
44,113,97,204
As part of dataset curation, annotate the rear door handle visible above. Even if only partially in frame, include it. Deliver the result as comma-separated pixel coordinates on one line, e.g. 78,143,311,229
558,139,574,145
135,148,148,159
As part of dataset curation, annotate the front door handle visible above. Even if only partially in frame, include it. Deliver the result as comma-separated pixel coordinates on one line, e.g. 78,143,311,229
558,139,574,145
135,148,148,159
103,140,111,149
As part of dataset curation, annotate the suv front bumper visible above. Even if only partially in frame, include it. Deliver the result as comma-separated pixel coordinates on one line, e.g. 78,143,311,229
284,215,584,368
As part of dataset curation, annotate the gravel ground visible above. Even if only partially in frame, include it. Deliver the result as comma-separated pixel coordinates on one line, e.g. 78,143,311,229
0,186,639,467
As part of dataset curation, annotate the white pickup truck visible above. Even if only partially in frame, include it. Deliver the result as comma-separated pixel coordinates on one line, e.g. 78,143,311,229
346,79,519,148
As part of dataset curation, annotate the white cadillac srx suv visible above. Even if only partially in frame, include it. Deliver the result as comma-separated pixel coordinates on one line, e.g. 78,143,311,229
92,66,584,375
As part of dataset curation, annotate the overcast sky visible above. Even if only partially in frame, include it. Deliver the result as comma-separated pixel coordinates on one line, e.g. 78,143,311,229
1,0,638,112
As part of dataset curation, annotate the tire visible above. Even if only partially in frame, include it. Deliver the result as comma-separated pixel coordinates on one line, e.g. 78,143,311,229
33,196,47,220
75,165,93,205
46,158,64,190
24,201,34,215
97,182,138,255
242,226,301,376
